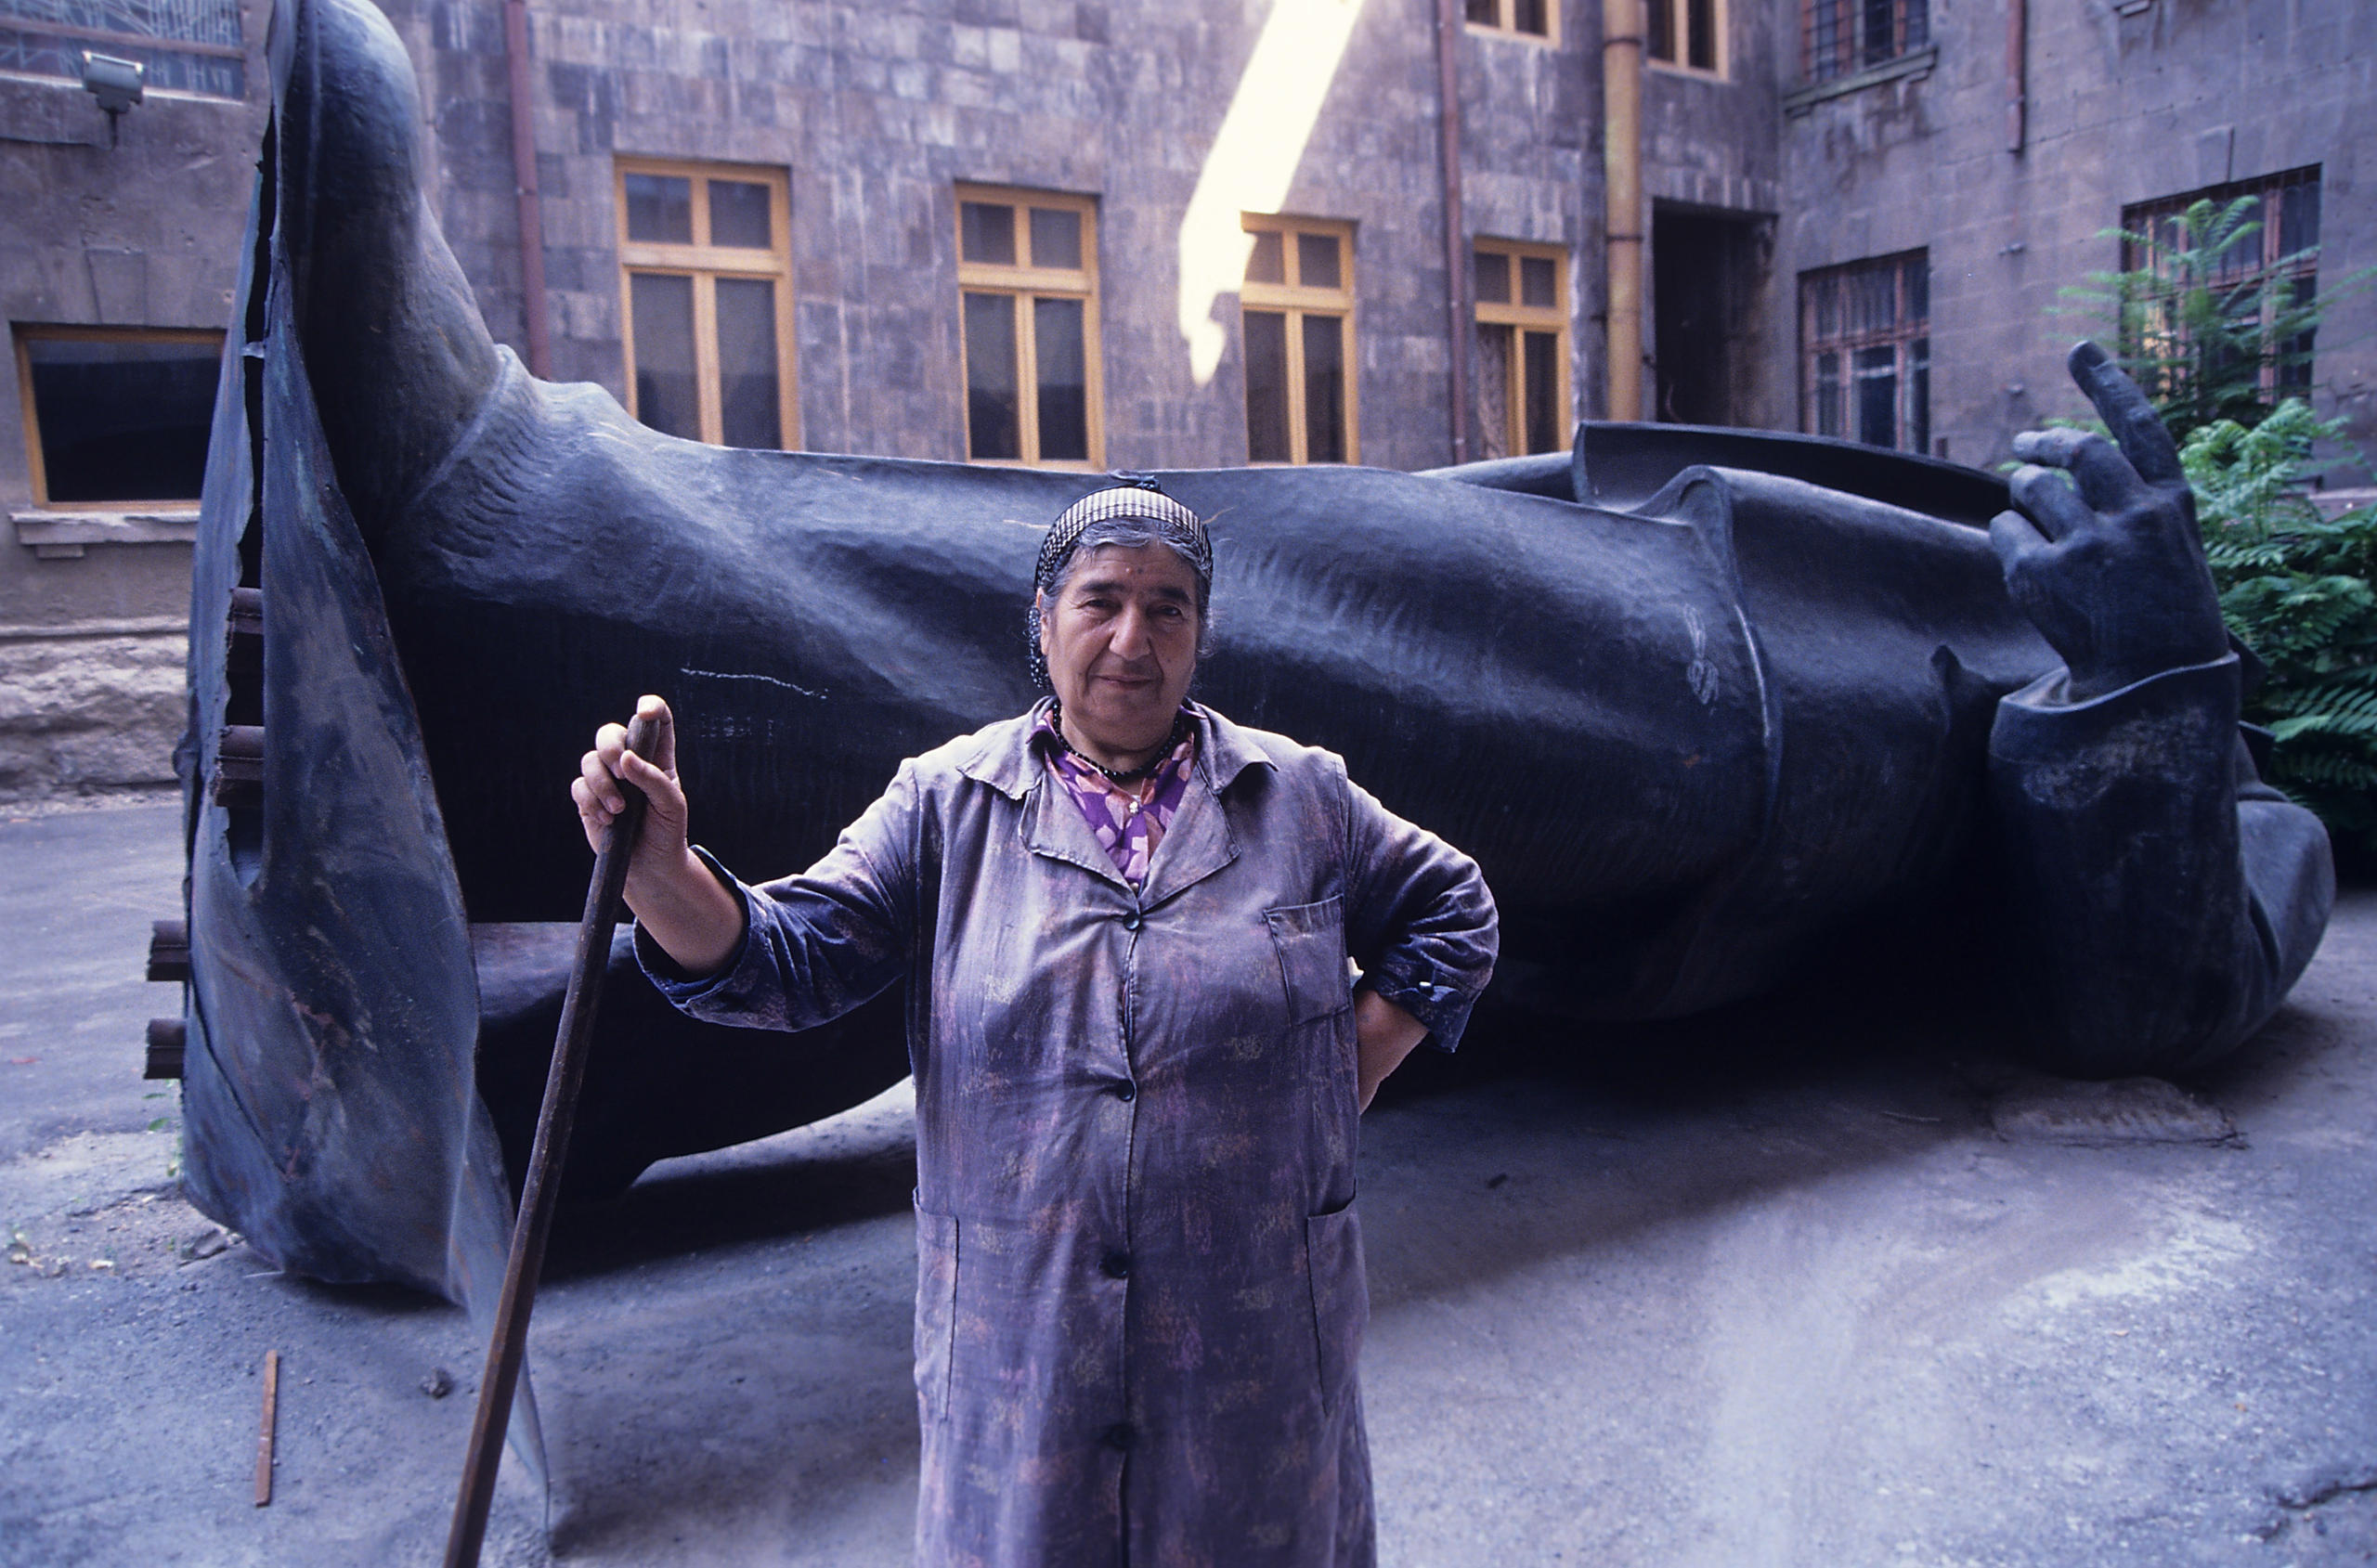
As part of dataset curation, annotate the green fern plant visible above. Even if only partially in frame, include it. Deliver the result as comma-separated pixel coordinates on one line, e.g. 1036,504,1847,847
2181,399,2377,856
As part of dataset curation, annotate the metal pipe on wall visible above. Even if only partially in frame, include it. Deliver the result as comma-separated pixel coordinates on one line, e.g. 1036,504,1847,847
1434,0,1472,465
2005,0,2027,155
1602,0,1644,421
504,0,552,380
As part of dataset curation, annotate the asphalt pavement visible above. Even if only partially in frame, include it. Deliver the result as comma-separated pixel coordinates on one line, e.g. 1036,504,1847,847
4,798,2375,1566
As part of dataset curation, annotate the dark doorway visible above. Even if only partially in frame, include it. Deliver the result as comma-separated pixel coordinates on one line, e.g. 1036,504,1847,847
1652,206,1769,427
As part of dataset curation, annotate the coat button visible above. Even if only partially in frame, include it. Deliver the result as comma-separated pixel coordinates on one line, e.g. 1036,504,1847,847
1102,1421,1137,1451
1100,1250,1131,1279
1121,912,1142,932
1111,1081,1136,1103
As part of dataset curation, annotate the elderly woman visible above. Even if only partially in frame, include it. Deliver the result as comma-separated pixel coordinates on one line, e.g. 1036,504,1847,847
573,484,1500,1566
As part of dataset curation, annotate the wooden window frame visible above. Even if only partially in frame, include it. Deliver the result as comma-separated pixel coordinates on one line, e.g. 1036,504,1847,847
1463,0,1559,45
1240,215,1360,466
954,185,1104,470
1800,0,1927,84
1647,0,1725,77
2120,167,2322,406
14,324,225,510
1471,240,1572,460
1799,250,1929,452
615,156,799,449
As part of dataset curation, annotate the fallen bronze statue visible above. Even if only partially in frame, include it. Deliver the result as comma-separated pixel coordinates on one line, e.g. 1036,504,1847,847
157,0,2332,1498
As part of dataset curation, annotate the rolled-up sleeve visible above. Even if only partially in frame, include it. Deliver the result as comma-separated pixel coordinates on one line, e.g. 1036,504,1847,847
636,762,922,1031
1341,776,1499,1053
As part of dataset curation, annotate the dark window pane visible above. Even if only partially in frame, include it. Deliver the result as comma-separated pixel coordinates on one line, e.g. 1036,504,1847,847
1033,296,1089,462
1297,233,1342,291
1910,336,1929,456
1861,0,1896,65
1647,0,1673,59
1246,230,1285,286
1512,0,1547,34
716,278,781,449
1474,249,1512,305
1814,352,1841,437
1687,0,1715,68
708,180,773,249
2280,180,2321,256
1854,343,1898,447
1810,0,1842,78
1520,255,1557,308
1029,207,1083,271
1303,313,1346,463
1903,0,1928,48
24,336,217,503
630,272,699,439
964,292,1020,460
625,174,693,244
1522,330,1559,454
961,201,1016,266
1244,309,1291,462
1905,255,1929,322
1465,0,1498,25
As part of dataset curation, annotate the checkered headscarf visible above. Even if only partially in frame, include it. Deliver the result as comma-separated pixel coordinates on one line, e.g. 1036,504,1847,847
1027,480,1213,690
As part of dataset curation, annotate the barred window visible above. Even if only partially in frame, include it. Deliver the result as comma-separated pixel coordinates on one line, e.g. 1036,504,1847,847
1801,0,1926,84
1800,251,1928,452
0,0,244,98
14,325,223,506
1464,0,1552,43
2121,167,2321,408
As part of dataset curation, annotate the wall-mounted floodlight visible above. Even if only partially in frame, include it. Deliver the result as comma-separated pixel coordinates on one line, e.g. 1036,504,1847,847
80,51,145,148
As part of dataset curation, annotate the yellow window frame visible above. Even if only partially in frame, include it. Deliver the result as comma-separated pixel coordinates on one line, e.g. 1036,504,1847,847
954,184,1103,470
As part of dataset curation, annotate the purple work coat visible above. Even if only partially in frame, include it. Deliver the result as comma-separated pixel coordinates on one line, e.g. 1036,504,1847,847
643,701,1498,1566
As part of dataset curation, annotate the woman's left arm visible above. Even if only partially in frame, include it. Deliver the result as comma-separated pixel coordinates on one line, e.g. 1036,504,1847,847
1342,773,1500,1100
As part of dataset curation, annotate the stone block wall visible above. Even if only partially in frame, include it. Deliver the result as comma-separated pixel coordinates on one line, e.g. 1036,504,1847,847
377,0,1599,473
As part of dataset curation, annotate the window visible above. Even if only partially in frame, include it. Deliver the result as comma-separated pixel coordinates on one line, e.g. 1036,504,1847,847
1648,0,1722,73
0,0,244,97
955,187,1101,468
616,159,797,450
1472,241,1570,460
1800,251,1928,452
2121,167,2321,408
1464,0,1554,43
1801,0,1927,83
14,326,222,507
1241,217,1357,465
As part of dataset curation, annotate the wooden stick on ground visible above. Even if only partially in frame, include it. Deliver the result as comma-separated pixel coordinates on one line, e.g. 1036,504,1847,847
254,1349,279,1507
442,712,658,1568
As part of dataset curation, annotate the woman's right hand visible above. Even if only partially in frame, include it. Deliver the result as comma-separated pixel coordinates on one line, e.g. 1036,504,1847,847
572,693,691,872
568,694,747,976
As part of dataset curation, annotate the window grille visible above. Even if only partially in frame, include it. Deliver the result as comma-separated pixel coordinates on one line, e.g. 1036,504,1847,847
1800,251,1929,452
0,0,244,97
1800,0,1926,84
2120,167,2321,408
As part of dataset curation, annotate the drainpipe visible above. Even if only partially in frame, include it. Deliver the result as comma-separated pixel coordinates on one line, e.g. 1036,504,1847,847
504,0,552,379
1435,0,1472,464
1602,0,1644,421
2004,0,2027,155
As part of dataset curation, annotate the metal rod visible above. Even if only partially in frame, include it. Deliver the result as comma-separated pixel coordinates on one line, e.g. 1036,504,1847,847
1603,0,1645,421
442,713,656,1568
254,1349,279,1507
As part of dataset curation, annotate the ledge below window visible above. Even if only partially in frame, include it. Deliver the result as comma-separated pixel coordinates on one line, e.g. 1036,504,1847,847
12,510,201,560
1783,46,1939,115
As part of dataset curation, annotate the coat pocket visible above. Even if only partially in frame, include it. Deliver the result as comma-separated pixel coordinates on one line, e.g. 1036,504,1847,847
1266,894,1351,1027
1305,1199,1370,1417
913,1196,956,1426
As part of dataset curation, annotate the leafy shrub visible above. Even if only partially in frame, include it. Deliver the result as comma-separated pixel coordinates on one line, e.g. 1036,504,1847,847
2181,399,2377,860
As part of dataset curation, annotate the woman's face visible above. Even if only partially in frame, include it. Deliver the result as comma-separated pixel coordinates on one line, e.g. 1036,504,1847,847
1037,542,1202,760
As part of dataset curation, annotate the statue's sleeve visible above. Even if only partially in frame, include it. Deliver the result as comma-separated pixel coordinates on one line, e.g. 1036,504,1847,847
1341,773,1500,1054
1987,652,2334,1075
635,762,920,1031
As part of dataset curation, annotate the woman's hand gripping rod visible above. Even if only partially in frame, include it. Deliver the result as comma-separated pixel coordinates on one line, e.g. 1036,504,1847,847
443,710,661,1568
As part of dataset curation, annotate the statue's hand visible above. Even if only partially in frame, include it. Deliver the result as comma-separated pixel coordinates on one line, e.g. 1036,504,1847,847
1990,342,2229,702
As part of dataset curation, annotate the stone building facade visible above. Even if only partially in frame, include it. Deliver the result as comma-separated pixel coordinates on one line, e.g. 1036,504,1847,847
0,0,2369,800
